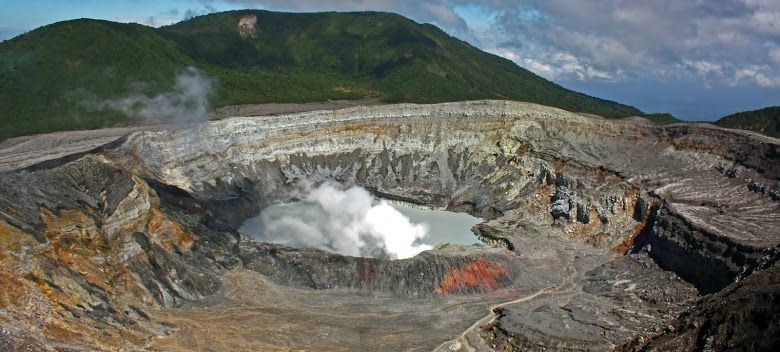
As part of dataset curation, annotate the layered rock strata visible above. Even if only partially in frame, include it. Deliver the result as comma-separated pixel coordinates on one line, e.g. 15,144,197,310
0,100,777,351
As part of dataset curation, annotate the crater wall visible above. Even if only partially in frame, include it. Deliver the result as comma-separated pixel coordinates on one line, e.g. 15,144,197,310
0,100,777,351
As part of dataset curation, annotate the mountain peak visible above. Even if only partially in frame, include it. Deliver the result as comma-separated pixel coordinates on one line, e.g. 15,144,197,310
0,10,648,140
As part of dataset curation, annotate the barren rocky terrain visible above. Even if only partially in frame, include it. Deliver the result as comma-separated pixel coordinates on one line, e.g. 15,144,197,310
0,100,778,351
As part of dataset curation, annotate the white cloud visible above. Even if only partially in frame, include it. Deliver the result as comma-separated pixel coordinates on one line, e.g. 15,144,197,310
420,2,467,30
769,48,780,64
750,11,780,36
490,49,614,81
683,60,724,77
457,0,780,87
735,65,780,87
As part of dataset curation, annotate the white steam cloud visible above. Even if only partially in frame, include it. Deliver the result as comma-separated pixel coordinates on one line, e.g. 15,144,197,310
90,66,214,122
241,182,433,259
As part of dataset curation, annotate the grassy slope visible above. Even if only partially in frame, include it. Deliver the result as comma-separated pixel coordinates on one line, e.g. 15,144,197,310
1,10,660,141
715,106,779,138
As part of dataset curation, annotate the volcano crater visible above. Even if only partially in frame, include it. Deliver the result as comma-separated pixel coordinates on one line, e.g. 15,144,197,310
0,100,778,351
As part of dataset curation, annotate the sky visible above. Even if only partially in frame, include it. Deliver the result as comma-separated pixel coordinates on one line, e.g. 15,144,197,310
1,0,778,120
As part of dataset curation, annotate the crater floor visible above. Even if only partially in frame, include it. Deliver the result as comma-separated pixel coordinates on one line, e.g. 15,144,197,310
0,100,777,351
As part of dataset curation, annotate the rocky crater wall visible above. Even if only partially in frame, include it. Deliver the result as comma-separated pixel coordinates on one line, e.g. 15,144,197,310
0,100,777,351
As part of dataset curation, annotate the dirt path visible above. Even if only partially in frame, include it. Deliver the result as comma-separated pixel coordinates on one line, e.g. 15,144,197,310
433,262,579,352
431,288,554,352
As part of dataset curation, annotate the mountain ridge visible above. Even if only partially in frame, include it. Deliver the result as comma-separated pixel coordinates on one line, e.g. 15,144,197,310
715,106,779,138
1,10,666,140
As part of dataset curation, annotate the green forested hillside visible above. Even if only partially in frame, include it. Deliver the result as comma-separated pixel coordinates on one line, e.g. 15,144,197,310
715,106,779,138
1,10,659,140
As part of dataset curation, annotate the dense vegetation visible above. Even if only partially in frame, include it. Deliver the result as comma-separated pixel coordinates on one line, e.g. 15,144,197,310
1,10,663,140
715,106,779,138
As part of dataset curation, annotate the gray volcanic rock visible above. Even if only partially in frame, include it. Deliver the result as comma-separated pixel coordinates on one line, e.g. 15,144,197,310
0,100,777,351
621,260,780,351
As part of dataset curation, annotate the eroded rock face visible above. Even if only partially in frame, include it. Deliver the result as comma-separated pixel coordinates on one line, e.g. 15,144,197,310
237,14,257,38
0,100,777,351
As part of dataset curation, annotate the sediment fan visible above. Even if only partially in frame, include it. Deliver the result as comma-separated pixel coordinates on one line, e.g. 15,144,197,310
0,100,778,351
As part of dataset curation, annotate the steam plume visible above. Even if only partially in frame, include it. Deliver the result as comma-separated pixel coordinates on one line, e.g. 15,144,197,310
242,182,433,259
90,67,214,123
